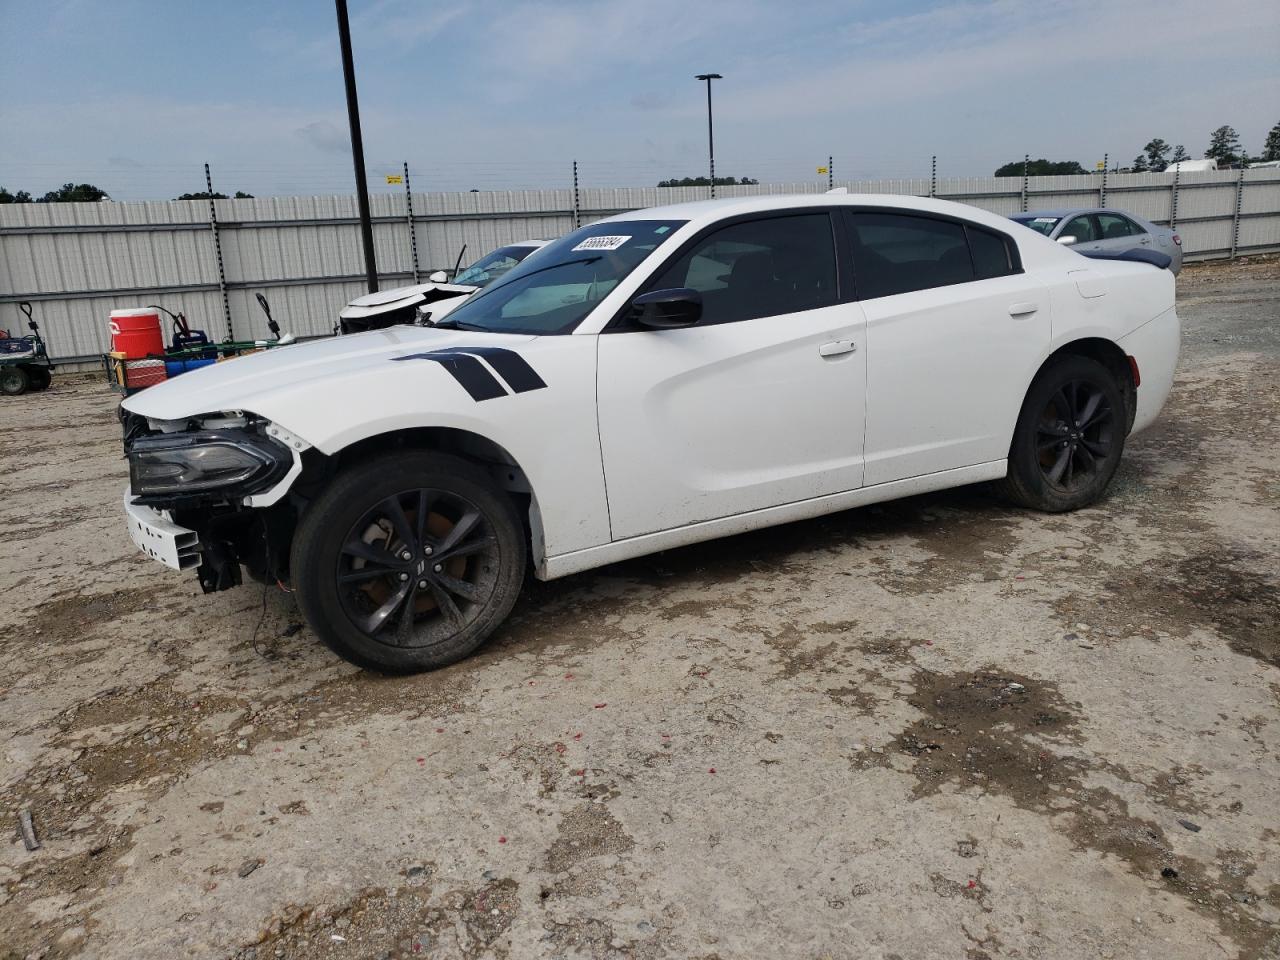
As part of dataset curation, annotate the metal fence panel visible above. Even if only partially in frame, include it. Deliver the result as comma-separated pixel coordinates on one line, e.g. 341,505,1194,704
2,170,1277,362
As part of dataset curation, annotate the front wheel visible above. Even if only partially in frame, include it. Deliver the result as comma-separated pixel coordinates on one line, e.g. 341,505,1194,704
291,452,527,673
1,365,30,396
995,355,1126,512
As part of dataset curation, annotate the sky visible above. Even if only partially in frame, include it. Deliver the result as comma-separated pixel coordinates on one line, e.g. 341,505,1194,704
1,0,1278,201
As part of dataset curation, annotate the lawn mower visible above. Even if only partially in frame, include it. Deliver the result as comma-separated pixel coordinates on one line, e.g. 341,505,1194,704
0,302,54,396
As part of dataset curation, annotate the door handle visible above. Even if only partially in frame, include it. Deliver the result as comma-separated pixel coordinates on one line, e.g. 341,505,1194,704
1008,302,1039,318
819,340,858,357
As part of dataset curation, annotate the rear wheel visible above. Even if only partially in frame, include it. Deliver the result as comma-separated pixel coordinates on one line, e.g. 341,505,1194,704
0,366,30,396
25,366,50,391
291,452,526,673
995,355,1126,512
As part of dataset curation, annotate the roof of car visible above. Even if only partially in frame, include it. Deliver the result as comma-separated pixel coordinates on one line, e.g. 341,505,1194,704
604,192,1056,235
603,193,1087,270
1011,208,1130,219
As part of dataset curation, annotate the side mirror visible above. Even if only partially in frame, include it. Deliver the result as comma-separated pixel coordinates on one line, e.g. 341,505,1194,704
428,270,449,283
1057,235,1077,245
630,288,702,329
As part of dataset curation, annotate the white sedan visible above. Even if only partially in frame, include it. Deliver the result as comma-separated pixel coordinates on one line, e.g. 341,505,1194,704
119,194,1179,672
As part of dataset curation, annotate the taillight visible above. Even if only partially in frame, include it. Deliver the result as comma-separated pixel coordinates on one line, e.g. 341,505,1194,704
1172,233,1181,246
1127,355,1141,388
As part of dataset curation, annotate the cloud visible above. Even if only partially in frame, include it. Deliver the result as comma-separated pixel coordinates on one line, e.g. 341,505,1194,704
722,0,1279,122
295,120,349,154
630,92,670,112
479,0,772,76
350,0,469,50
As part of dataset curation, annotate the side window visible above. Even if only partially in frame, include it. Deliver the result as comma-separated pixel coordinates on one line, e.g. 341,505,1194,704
1097,213,1140,239
1061,215,1097,243
967,226,1016,280
846,212,973,299
648,213,837,324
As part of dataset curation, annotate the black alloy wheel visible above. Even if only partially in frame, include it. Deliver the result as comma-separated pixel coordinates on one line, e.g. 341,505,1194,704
995,355,1127,512
1035,378,1116,493
291,451,526,673
336,488,501,648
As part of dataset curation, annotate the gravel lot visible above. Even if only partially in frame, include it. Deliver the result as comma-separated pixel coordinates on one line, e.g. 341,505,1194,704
1,256,1277,960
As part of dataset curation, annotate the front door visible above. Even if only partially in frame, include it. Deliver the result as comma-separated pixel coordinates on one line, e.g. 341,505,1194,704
596,211,867,541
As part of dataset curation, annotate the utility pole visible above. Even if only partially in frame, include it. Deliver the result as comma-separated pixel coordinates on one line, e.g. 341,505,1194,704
336,0,378,293
695,73,722,199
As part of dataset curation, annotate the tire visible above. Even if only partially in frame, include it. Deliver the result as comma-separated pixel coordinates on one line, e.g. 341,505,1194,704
994,355,1127,512
291,451,527,673
0,365,30,396
25,366,50,391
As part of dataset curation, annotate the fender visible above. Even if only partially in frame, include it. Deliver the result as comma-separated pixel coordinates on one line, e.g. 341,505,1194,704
121,326,611,560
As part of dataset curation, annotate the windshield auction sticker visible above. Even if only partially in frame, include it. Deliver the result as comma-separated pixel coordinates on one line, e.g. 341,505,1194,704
572,235,631,252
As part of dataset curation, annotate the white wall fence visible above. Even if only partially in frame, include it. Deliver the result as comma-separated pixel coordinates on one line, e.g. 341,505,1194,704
2,168,1277,362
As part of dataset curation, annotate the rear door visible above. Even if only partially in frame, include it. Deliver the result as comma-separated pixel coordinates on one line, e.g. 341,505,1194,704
845,209,1051,485
1094,212,1150,254
596,210,868,540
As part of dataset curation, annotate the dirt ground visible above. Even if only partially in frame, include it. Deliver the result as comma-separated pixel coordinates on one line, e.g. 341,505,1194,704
1,256,1278,960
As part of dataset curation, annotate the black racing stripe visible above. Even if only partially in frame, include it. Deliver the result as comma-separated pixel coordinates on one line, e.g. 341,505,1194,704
392,351,507,401
459,347,548,393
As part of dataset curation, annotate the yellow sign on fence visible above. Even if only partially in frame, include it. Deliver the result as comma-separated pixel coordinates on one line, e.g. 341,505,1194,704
817,166,828,175
385,174,403,185
1095,161,1105,171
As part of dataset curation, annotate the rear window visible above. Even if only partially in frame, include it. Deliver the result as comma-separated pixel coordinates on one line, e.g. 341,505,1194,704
847,212,1020,299
1015,216,1061,237
847,212,973,299
968,226,1015,279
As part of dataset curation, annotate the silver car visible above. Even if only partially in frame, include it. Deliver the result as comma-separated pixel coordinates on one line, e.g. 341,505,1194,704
1009,208,1182,274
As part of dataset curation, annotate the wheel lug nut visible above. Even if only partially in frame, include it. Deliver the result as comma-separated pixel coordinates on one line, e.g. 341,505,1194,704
433,563,443,573
400,551,411,561
418,580,428,589
398,572,409,581
424,546,433,556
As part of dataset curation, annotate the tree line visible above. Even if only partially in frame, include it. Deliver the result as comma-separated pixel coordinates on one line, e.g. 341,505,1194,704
994,121,1280,177
0,183,255,203
657,176,759,187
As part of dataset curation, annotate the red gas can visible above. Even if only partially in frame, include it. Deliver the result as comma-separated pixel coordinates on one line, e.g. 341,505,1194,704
109,309,164,359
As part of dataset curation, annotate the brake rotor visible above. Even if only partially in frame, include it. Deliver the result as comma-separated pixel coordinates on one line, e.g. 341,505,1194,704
353,508,469,614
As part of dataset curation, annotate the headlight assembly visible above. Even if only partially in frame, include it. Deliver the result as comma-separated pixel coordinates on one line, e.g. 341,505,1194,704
128,430,291,500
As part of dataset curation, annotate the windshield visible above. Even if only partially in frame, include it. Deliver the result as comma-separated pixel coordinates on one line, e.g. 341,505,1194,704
1013,215,1061,237
436,220,687,334
453,244,541,288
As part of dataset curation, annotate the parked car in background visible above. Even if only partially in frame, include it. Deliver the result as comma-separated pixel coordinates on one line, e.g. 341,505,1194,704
1009,209,1182,274
1166,158,1219,174
120,194,1179,673
338,239,551,333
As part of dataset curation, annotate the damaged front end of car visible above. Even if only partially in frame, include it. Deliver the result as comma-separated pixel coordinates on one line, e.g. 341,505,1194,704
121,408,318,594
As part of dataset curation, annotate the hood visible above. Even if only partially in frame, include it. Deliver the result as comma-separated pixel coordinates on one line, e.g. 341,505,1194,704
345,281,477,308
121,327,538,434
339,281,477,319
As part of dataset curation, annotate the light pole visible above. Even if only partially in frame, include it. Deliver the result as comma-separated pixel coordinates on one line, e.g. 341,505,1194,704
336,0,378,293
695,73,722,198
